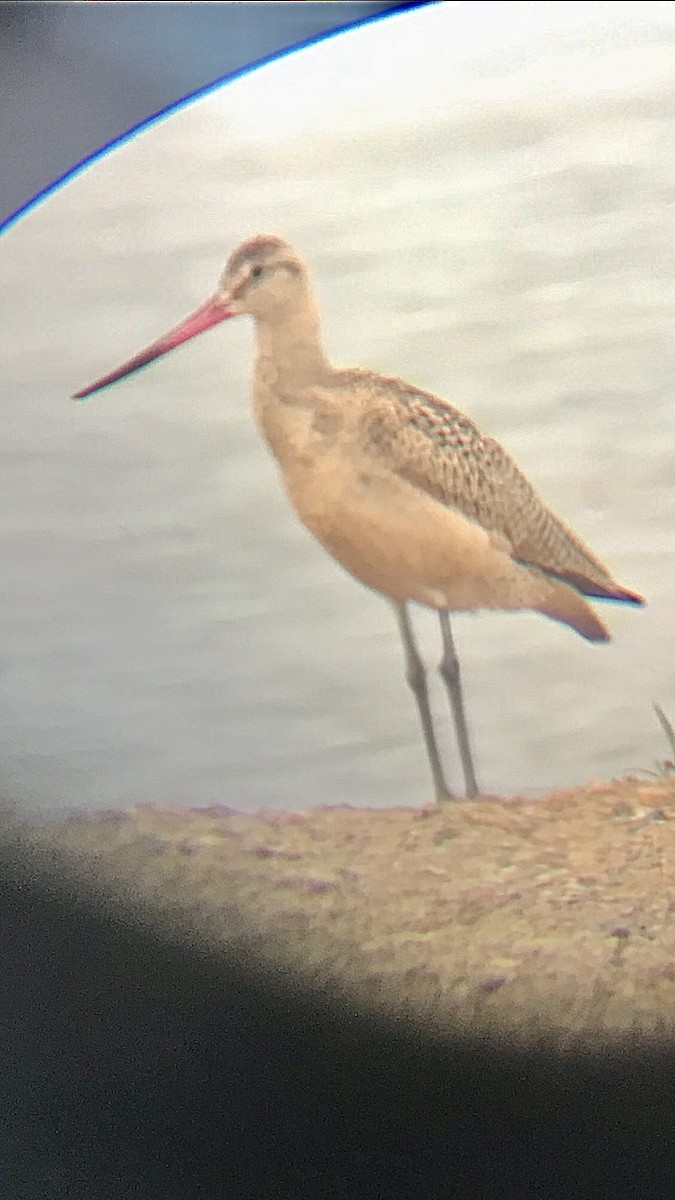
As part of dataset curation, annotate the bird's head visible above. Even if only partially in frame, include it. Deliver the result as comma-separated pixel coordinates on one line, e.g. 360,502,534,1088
216,235,309,321
72,233,305,400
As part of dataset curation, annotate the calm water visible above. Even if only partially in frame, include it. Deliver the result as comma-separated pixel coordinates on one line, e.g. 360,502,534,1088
3,6,675,815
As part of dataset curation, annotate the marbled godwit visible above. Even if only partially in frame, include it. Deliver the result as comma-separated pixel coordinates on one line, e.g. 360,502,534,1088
73,234,644,802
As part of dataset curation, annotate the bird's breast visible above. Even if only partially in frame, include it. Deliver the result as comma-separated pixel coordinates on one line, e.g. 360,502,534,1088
252,375,348,473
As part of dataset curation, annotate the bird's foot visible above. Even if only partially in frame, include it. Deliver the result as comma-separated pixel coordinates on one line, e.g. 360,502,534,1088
436,785,481,803
435,786,457,804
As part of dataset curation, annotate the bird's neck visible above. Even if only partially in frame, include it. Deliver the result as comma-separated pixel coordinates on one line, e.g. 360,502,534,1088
253,299,329,387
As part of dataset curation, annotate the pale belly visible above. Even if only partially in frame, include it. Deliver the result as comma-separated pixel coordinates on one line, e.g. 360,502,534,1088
282,458,539,614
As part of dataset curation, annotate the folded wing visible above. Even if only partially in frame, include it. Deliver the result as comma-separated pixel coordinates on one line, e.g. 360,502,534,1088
357,374,643,606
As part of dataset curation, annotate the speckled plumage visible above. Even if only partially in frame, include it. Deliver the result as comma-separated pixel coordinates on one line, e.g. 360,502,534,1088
71,233,645,802
216,235,642,644
357,374,627,600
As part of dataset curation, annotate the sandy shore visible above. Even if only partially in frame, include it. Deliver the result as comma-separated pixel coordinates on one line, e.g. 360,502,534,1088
22,774,675,1049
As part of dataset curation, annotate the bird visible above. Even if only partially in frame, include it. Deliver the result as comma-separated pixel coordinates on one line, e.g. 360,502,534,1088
73,234,644,803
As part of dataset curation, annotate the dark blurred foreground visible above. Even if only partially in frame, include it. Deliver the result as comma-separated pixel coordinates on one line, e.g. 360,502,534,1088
0,1,423,225
2,823,674,1199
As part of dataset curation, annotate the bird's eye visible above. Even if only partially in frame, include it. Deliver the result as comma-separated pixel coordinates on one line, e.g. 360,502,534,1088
250,265,264,279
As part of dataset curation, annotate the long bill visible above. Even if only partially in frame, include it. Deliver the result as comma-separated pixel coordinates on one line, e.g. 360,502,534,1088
72,295,234,399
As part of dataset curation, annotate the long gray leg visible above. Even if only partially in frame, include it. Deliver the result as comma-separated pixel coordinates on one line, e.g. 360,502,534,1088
438,611,479,799
395,603,454,803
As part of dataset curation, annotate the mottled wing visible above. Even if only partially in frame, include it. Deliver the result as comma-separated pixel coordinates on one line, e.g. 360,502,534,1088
357,373,632,600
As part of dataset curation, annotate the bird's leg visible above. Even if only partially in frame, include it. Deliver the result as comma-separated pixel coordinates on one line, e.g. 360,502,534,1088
395,603,454,803
438,611,479,799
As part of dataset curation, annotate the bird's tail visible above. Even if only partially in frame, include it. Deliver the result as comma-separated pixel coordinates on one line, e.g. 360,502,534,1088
535,576,611,643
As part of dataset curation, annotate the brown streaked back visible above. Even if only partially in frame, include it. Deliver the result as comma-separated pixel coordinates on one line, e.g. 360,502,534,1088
348,369,642,605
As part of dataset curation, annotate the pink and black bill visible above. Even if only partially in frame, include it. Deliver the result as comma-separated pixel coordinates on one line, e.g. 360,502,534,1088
72,296,233,399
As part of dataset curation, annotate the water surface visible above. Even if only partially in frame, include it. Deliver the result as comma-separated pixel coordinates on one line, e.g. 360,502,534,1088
3,4,674,814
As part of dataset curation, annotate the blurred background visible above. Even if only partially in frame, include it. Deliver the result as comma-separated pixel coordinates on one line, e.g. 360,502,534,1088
2,1,674,816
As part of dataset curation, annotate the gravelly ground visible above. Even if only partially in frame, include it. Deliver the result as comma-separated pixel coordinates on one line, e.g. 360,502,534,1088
24,775,675,1047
